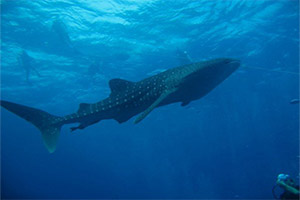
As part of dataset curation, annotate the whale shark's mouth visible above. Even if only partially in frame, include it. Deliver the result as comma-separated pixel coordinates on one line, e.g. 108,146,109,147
227,59,240,69
228,59,240,64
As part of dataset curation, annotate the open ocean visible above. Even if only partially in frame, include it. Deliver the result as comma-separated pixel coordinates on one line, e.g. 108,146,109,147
1,0,299,199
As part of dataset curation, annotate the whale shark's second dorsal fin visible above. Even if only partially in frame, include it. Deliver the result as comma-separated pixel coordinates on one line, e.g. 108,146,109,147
109,78,134,96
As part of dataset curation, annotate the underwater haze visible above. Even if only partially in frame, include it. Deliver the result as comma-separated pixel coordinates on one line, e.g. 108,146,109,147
1,0,299,199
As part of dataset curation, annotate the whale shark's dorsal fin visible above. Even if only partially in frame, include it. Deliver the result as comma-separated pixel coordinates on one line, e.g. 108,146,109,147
109,78,134,95
134,88,177,124
77,103,91,112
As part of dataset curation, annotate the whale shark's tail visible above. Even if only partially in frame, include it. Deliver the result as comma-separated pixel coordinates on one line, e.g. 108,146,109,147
0,100,63,153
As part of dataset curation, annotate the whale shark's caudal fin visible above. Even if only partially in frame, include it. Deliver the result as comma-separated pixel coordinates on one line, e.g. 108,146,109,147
0,100,63,153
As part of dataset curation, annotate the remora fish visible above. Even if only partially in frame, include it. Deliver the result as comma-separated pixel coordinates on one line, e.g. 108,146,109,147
0,58,240,153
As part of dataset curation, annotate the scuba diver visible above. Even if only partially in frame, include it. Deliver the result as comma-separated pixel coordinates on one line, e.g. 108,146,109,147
175,49,193,65
19,50,41,82
273,174,300,199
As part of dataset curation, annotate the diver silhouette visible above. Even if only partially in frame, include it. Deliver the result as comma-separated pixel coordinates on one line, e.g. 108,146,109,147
19,50,41,83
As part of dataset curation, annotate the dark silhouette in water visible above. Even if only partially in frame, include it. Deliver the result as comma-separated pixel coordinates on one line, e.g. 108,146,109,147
290,99,299,104
0,58,240,153
19,50,41,82
51,19,81,56
52,19,73,49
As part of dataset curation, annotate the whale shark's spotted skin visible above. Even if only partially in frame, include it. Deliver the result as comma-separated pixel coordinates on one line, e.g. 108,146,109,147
0,58,240,152
60,58,240,131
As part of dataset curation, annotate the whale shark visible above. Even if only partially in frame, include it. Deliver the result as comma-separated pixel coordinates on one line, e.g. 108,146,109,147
0,58,240,153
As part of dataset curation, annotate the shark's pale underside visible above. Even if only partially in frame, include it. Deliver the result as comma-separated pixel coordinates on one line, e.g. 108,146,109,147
0,58,240,153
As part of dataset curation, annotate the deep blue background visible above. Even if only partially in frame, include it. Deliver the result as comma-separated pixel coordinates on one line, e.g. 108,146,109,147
1,0,299,199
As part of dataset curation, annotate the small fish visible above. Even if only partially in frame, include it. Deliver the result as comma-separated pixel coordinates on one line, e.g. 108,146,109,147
290,99,299,104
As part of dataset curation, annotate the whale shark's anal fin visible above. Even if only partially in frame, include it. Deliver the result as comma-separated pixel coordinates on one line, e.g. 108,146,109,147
0,100,63,153
70,119,101,132
134,88,177,124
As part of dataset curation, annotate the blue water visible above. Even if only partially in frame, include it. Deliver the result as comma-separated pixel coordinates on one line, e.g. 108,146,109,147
1,0,299,199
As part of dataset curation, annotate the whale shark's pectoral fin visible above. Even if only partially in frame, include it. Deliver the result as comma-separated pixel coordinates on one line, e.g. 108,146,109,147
134,88,177,124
